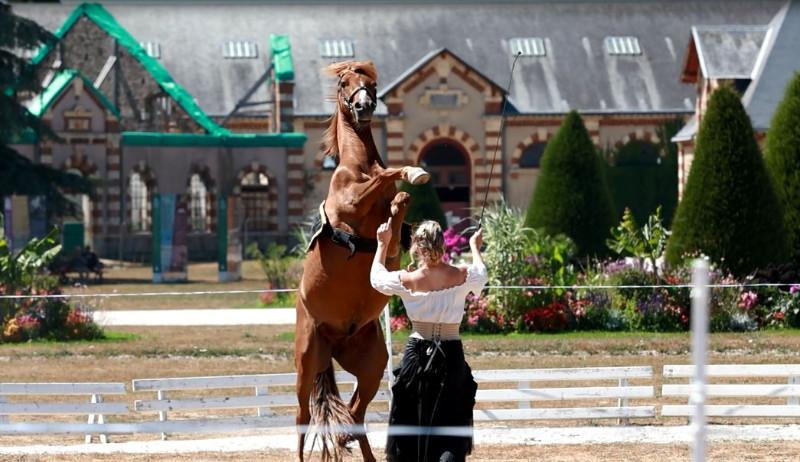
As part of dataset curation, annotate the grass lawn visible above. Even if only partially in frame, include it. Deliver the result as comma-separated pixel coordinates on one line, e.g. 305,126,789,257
61,260,292,310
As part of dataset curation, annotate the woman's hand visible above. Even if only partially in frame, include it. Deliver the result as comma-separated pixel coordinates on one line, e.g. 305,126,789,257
376,217,393,246
469,228,483,250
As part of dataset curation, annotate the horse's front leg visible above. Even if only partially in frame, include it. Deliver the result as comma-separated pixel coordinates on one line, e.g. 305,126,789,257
340,166,429,218
386,191,411,263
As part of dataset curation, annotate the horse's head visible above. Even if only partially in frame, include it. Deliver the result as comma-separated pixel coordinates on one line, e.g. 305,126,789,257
326,60,378,126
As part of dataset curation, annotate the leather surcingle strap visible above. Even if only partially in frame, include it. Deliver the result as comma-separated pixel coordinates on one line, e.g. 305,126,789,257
307,201,412,259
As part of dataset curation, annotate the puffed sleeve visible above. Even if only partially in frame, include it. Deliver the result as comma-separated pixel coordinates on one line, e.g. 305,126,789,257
370,260,406,296
466,263,489,293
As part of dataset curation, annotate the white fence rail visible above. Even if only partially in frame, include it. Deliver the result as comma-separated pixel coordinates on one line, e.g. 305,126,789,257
662,364,800,418
0,382,127,443
3,364,800,442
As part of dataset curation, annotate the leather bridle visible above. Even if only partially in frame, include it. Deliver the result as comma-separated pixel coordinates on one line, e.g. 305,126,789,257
339,75,377,115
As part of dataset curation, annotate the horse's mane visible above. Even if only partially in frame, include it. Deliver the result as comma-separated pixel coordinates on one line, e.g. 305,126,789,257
321,60,378,157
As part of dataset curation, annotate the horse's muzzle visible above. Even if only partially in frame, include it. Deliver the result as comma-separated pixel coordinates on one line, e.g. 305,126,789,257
352,96,376,123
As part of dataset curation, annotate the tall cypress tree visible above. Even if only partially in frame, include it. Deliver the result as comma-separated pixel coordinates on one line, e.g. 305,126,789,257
765,73,800,261
399,180,447,229
0,3,91,216
525,110,615,256
666,85,788,276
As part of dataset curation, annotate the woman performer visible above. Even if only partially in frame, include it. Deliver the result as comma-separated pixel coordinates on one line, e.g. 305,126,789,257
370,218,488,462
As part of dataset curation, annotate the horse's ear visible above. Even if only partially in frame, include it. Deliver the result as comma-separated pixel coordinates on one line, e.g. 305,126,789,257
357,61,378,81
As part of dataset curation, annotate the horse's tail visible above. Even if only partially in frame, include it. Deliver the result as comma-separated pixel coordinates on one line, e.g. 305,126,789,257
310,364,354,461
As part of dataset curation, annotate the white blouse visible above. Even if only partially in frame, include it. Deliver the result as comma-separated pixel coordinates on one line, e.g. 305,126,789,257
370,261,489,324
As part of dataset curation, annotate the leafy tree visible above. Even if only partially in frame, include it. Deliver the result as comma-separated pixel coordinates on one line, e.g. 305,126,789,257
666,85,788,276
525,110,615,256
765,72,800,261
398,180,447,228
0,3,91,217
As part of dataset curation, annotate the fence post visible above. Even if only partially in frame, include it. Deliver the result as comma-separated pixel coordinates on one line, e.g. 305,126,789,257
383,304,394,403
690,259,710,462
617,378,629,426
157,389,168,440
517,381,530,409
256,386,272,417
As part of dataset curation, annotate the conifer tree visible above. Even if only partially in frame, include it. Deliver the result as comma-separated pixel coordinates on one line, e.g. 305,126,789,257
399,180,448,229
0,3,91,216
525,110,615,256
765,73,800,261
666,85,788,275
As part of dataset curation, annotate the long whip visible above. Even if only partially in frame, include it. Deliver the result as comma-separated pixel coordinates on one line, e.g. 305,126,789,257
477,51,522,229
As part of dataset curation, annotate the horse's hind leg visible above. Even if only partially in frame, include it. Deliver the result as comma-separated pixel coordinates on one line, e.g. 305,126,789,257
334,320,388,462
295,296,331,461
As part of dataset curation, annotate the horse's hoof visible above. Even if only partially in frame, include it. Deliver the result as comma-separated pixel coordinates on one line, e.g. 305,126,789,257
404,167,430,185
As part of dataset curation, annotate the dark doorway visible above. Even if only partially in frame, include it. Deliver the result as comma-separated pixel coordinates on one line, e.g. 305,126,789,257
418,140,471,220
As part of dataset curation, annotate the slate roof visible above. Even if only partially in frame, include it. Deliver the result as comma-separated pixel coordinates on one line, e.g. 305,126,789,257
743,0,800,130
691,25,768,79
14,1,782,117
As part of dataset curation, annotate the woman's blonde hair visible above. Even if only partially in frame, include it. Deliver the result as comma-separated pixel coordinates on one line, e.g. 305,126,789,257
409,220,445,269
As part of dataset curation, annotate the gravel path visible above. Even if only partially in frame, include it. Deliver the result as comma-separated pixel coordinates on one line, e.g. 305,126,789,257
93,308,295,326
3,425,800,455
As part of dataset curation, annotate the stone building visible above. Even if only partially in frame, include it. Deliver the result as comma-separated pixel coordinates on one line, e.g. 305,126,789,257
673,0,800,197
10,1,782,259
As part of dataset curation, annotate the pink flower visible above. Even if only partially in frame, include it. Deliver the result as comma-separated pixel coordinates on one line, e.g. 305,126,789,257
790,285,800,295
390,315,409,332
738,291,758,310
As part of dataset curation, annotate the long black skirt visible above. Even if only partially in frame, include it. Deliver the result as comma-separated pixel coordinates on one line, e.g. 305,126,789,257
386,337,477,462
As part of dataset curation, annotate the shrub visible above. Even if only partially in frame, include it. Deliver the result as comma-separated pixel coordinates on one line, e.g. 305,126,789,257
525,110,615,257
666,85,788,276
248,242,292,288
61,308,102,341
765,73,800,261
607,207,670,281
462,293,509,334
521,300,573,333
398,180,447,228
0,229,103,343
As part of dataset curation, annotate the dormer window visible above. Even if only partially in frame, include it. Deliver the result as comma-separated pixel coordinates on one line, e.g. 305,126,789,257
64,105,92,132
223,41,259,59
320,39,354,58
604,36,642,55
509,37,547,57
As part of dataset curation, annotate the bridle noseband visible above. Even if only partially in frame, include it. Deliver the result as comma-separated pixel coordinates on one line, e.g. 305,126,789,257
339,76,377,115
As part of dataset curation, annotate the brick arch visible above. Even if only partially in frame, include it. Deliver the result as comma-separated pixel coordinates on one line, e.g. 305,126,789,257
233,163,279,232
511,131,553,167
409,124,479,166
409,124,480,215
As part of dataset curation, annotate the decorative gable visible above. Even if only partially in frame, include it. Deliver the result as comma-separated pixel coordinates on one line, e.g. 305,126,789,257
379,48,507,115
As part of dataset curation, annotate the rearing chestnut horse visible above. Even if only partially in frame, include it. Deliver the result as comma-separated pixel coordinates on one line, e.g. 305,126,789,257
295,60,429,462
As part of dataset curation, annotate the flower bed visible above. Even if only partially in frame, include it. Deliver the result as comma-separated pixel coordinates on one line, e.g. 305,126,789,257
387,206,800,335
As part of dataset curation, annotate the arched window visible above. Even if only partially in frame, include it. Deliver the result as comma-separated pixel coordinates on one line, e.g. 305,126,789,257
130,173,150,232
241,171,271,231
188,174,210,232
519,142,547,168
